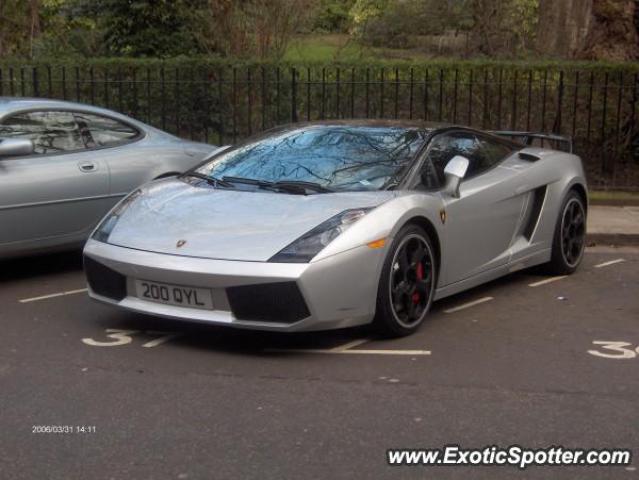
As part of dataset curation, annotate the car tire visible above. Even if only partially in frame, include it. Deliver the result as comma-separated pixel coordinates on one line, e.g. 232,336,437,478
546,190,587,275
373,225,437,337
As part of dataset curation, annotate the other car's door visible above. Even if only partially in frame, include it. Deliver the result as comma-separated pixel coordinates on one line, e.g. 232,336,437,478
70,110,151,198
0,110,110,246
423,131,524,286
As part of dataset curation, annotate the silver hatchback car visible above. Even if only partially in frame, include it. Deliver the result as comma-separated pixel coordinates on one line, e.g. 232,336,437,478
0,97,217,258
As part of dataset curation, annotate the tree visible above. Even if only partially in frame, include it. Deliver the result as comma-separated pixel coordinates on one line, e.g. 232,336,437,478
196,0,317,59
469,0,538,57
579,0,639,61
0,0,43,58
97,0,203,57
536,0,638,60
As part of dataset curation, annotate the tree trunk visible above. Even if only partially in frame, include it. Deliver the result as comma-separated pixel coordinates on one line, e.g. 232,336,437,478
536,0,593,58
578,0,639,61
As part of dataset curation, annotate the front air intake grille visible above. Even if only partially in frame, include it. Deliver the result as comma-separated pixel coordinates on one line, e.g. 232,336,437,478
83,256,127,301
226,282,310,324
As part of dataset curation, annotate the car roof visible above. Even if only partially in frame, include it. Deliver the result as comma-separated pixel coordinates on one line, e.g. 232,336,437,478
0,96,144,124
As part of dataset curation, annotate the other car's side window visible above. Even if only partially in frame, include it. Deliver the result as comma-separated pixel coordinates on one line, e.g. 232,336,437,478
0,110,86,154
72,112,140,148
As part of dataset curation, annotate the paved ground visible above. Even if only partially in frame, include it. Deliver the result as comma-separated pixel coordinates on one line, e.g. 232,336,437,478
1,247,638,479
588,206,639,235
587,206,639,245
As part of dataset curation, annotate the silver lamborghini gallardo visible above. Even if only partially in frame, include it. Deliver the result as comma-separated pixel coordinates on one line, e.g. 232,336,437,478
83,120,588,336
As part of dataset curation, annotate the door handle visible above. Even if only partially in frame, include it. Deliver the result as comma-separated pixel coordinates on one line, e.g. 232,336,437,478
514,184,530,195
78,161,97,173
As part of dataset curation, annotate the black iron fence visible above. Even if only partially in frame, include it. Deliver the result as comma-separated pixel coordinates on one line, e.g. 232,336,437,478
1,62,638,189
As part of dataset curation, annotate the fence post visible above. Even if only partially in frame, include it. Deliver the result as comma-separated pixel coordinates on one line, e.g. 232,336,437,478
75,66,81,102
571,71,579,138
247,67,252,135
586,71,594,141
336,67,340,119
541,70,548,132
9,67,14,96
453,68,458,123
553,70,564,134
20,67,25,97
90,67,95,105
62,66,67,100
261,66,267,130
511,70,518,130
350,67,355,118
526,70,532,131
496,68,503,129
232,66,237,143
306,67,311,122
409,67,414,120
394,67,399,120
291,67,297,122
365,68,370,118
32,67,39,97
160,66,166,131
423,69,429,121
438,69,443,122
380,67,385,118
467,69,473,126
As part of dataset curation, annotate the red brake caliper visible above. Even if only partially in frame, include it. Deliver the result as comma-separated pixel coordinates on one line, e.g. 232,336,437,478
412,262,424,304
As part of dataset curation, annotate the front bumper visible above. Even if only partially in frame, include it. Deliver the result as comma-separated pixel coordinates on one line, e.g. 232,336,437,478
83,239,386,331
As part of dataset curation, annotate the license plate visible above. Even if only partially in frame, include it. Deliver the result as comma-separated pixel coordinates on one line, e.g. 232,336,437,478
135,279,213,310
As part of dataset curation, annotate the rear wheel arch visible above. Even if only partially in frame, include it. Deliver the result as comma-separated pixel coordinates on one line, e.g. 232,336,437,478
569,183,588,213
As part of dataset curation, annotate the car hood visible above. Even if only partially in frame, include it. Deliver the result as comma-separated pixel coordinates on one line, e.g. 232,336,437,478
107,179,396,262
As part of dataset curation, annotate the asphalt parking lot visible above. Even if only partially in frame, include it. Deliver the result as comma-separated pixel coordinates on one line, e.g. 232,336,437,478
1,247,638,479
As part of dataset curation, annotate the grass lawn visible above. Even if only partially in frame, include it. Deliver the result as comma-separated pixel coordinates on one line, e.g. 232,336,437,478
590,190,639,204
283,34,437,63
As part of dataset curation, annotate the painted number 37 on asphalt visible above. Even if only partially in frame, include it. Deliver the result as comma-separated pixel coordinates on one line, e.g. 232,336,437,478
588,341,639,360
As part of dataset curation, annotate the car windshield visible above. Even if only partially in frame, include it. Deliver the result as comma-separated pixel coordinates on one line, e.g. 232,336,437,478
197,125,428,192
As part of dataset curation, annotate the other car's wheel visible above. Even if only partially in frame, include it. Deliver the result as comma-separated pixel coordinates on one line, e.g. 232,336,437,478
373,225,437,337
547,190,587,275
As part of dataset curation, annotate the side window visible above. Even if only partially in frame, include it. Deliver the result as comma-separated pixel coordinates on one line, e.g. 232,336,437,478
422,132,513,187
0,111,86,154
468,136,513,177
422,132,478,186
72,112,139,148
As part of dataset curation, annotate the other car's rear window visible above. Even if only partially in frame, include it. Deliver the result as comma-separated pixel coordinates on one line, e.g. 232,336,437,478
198,125,428,191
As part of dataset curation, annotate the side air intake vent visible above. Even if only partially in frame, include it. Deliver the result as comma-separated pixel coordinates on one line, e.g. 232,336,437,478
523,186,547,240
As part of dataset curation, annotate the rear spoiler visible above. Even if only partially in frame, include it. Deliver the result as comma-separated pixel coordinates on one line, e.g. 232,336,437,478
490,131,573,154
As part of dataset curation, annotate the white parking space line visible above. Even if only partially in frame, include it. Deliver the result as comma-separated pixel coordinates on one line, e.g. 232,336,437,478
264,337,431,356
330,338,371,352
444,296,494,314
594,258,625,268
528,276,567,288
19,288,88,304
264,347,431,356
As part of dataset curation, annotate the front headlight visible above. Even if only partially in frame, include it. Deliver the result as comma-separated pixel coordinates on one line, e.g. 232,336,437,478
91,189,142,243
269,208,372,263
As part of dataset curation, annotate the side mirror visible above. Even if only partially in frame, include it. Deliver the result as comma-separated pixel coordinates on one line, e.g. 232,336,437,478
443,155,469,198
0,138,34,158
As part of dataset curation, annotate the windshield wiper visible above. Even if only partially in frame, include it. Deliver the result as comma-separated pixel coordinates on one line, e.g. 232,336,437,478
182,171,233,188
222,176,332,195
272,180,333,194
